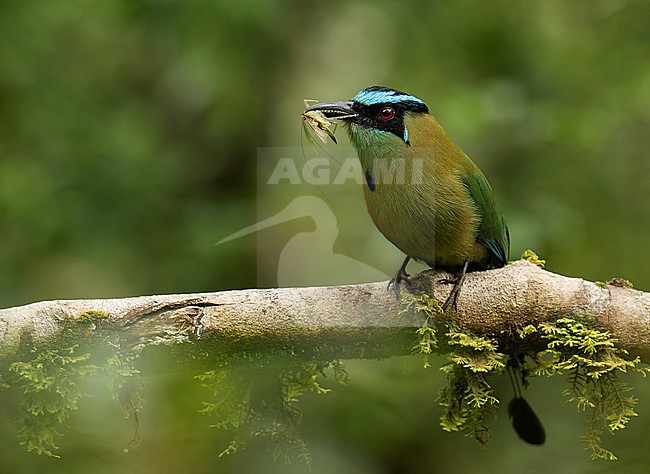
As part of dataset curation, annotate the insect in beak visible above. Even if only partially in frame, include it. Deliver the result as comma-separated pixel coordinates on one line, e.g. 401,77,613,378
301,99,357,147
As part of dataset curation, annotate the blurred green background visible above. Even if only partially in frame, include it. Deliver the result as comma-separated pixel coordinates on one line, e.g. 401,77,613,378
1,0,649,473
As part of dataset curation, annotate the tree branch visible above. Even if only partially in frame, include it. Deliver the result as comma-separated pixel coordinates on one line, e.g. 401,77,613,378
1,261,648,360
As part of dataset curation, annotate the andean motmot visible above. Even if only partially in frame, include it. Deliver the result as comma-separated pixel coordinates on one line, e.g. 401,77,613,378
305,86,509,306
305,85,544,445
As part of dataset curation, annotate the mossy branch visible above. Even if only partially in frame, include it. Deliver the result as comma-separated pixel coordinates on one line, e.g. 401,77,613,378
1,259,649,461
1,261,648,361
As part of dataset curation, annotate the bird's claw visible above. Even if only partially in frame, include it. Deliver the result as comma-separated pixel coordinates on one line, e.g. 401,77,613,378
437,274,459,310
387,268,411,298
440,261,469,311
441,282,461,311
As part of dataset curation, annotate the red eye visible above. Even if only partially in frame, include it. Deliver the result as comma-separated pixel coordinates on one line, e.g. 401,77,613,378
379,107,395,120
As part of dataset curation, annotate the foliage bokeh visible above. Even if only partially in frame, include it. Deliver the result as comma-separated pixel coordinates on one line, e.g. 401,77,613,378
1,0,649,473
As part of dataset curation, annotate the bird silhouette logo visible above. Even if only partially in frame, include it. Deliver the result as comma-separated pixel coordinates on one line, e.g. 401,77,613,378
217,195,388,287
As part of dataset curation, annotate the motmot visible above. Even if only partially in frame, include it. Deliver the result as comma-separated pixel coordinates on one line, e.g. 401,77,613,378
305,86,545,445
305,85,509,309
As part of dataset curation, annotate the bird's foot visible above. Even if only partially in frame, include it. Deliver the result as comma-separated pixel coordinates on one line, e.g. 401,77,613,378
440,279,461,311
387,257,412,298
387,267,411,298
439,261,469,311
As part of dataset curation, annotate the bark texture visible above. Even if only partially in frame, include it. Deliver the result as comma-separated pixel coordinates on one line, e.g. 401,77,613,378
1,261,648,359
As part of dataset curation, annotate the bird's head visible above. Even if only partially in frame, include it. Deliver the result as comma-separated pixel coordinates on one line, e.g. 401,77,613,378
305,86,429,150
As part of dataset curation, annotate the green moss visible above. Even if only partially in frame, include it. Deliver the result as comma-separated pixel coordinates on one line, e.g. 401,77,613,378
196,355,347,464
530,317,647,460
105,352,144,452
595,278,634,289
77,310,110,324
401,292,442,368
2,310,142,458
401,292,505,445
402,292,648,460
520,249,546,268
9,345,99,457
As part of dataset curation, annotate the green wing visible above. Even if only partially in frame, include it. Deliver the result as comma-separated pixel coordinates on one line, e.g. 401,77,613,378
462,167,510,266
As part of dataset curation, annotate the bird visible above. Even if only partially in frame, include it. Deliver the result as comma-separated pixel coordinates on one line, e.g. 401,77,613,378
305,86,545,445
304,85,510,310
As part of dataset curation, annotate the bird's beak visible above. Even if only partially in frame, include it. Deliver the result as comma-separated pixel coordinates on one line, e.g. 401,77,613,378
305,101,356,121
